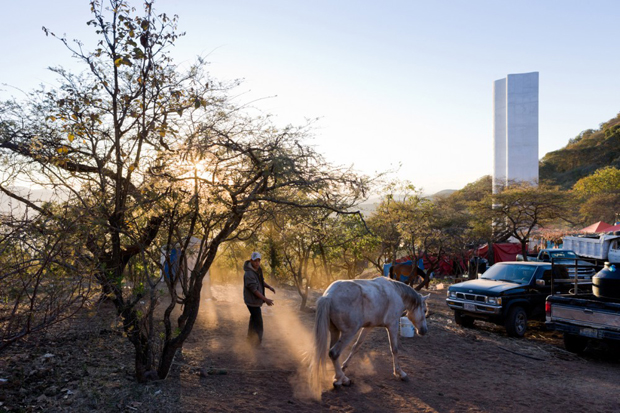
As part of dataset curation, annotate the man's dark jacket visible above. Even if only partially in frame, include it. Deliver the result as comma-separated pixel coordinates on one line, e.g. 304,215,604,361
243,260,265,307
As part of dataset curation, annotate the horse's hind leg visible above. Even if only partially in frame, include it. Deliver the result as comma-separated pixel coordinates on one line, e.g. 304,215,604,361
329,329,358,387
329,322,340,348
341,327,370,372
415,270,429,291
386,324,408,381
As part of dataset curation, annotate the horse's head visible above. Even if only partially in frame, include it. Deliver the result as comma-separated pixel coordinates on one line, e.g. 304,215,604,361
407,294,430,336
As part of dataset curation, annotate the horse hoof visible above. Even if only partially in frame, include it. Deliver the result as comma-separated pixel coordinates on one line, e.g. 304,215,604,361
333,381,342,388
400,375,409,382
343,378,352,386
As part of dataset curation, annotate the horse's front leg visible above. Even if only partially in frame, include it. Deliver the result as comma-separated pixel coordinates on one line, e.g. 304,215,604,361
386,323,408,381
341,327,370,372
329,329,358,387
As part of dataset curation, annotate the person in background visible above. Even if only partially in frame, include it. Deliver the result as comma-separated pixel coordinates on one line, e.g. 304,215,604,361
243,252,275,346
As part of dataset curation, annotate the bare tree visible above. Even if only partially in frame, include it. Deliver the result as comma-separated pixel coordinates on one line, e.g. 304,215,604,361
476,182,574,259
0,0,368,380
267,204,365,310
0,210,94,351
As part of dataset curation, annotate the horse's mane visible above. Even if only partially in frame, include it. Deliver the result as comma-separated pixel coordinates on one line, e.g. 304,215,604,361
388,278,422,309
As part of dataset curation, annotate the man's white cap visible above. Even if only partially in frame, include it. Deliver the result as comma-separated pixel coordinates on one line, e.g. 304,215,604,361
251,252,261,260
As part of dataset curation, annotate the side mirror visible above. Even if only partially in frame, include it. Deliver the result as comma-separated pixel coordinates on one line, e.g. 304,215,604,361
536,279,545,286
516,254,524,261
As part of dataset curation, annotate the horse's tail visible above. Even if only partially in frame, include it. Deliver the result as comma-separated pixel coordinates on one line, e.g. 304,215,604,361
389,264,395,280
309,295,330,399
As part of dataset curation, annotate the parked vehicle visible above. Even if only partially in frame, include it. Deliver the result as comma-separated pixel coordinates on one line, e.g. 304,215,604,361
546,263,620,353
563,234,620,266
446,262,585,337
519,248,596,280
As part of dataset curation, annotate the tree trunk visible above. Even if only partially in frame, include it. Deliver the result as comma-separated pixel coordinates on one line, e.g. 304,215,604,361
298,254,310,311
157,341,182,381
299,291,308,311
521,240,529,261
318,243,332,283
488,242,495,266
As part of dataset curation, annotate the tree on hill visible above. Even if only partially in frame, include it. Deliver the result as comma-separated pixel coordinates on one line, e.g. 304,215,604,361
573,166,620,195
572,166,620,224
0,0,367,381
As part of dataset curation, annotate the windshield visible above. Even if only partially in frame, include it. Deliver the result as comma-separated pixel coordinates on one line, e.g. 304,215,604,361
549,251,577,259
480,264,536,284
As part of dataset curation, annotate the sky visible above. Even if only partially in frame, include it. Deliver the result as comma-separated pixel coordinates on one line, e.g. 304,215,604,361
2,1,620,195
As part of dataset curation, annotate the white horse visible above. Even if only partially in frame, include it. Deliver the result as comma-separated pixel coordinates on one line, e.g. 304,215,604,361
310,276,429,390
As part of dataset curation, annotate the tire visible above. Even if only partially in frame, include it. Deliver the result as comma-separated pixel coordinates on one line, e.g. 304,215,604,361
505,306,527,338
454,311,475,328
563,333,588,353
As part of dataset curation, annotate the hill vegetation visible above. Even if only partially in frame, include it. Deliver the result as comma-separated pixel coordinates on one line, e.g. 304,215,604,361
540,112,620,189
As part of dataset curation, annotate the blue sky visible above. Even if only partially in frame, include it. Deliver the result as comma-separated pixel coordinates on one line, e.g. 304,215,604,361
2,1,619,194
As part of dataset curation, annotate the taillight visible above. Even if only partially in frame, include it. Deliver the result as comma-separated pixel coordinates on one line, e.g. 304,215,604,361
545,301,551,316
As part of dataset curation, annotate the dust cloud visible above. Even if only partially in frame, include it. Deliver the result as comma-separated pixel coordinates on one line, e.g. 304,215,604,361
191,279,379,401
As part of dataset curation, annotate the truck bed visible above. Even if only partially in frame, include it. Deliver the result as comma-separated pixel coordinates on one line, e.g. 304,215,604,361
547,294,620,339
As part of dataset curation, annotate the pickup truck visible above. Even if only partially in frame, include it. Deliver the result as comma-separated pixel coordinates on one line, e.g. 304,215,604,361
521,249,596,280
545,293,620,353
545,263,620,352
446,262,586,337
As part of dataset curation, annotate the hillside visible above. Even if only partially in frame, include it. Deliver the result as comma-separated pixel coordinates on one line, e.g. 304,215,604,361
429,189,457,199
540,112,620,189
356,189,458,216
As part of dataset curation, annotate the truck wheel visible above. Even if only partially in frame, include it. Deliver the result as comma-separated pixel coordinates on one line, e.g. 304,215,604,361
505,306,527,338
454,311,475,328
563,333,588,353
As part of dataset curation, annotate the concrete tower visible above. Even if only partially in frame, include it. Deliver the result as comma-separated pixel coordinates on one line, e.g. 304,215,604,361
493,72,539,193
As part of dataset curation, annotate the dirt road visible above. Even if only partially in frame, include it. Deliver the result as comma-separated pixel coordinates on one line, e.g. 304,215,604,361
177,282,620,412
2,280,620,412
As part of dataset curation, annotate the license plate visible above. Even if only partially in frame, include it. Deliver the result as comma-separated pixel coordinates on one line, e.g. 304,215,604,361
580,328,598,338
464,303,476,312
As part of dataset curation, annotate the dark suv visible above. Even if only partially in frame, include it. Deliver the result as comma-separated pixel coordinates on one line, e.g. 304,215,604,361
446,262,586,337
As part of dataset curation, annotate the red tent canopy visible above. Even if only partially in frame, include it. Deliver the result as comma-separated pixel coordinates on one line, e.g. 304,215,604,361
476,243,522,263
580,221,611,233
604,223,620,232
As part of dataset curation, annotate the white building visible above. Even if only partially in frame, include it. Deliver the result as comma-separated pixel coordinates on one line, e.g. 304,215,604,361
493,72,539,193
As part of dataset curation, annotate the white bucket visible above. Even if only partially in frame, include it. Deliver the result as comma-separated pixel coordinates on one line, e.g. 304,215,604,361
399,316,415,338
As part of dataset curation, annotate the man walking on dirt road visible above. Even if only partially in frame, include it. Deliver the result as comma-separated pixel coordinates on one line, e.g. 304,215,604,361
243,252,275,346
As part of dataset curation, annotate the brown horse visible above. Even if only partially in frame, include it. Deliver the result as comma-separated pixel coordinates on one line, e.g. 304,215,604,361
389,262,429,291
